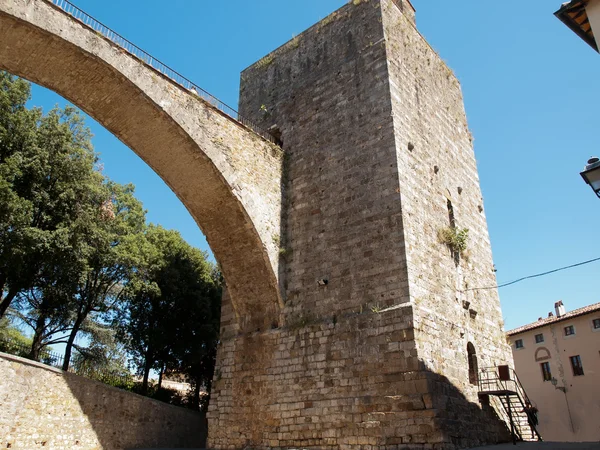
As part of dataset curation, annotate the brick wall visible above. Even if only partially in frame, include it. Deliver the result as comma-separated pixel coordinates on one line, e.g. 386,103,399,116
0,353,205,450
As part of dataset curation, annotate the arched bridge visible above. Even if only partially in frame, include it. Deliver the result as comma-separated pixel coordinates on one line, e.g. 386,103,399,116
0,0,284,332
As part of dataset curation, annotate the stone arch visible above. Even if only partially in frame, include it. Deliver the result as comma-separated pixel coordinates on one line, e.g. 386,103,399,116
0,0,283,332
467,342,478,386
534,347,551,362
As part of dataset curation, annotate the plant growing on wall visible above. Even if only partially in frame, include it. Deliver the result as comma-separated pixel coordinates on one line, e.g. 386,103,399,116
438,227,469,257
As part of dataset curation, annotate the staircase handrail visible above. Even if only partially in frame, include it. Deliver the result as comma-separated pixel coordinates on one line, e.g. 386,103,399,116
512,369,532,405
511,368,543,441
478,366,542,442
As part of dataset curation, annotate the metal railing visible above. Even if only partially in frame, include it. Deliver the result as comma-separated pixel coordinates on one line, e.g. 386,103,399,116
0,336,134,389
478,366,542,442
45,0,279,145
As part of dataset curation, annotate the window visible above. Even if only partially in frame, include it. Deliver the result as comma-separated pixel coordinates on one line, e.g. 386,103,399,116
564,325,575,336
447,199,456,228
467,342,478,386
593,318,600,330
535,333,544,343
540,362,552,381
570,355,584,376
515,339,524,349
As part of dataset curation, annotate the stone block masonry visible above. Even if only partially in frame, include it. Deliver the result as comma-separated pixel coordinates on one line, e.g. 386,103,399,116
0,353,205,449
208,0,514,448
0,0,515,447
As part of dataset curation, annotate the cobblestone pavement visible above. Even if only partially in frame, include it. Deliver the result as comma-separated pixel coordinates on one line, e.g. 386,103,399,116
472,442,600,449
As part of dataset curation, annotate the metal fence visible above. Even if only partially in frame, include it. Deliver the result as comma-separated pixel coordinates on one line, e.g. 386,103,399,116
45,0,279,145
0,336,134,388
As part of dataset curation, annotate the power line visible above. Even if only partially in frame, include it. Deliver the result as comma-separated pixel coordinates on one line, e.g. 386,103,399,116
461,256,600,292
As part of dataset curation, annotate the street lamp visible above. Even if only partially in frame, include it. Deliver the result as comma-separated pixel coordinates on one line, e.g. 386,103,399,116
551,377,566,393
581,157,600,198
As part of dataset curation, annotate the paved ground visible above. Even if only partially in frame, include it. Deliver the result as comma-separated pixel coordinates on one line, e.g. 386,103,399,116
472,443,600,449
136,444,600,450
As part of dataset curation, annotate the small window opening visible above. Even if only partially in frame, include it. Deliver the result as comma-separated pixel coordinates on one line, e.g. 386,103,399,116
447,199,456,229
515,339,524,349
269,126,283,147
467,342,478,386
535,333,544,343
446,199,460,265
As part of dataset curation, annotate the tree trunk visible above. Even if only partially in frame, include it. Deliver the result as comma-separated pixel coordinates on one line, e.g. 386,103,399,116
30,313,46,361
141,350,153,395
0,287,19,318
157,363,164,390
0,273,7,298
62,313,85,371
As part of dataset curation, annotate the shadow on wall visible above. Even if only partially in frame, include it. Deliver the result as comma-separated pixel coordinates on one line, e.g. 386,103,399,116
3,347,513,449
424,366,513,448
208,310,515,449
0,353,206,450
62,373,207,450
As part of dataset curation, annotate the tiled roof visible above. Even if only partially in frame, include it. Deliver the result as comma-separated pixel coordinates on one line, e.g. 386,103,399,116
506,302,600,336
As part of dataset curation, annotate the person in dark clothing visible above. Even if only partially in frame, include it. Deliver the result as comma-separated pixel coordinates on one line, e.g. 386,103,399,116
523,401,539,440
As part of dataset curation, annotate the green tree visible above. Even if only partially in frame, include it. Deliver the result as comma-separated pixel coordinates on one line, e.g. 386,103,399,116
0,72,99,319
116,225,220,402
59,180,145,371
0,72,40,316
71,320,132,382
0,316,31,357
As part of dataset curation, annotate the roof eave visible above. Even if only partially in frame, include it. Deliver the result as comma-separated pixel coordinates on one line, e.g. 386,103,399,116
555,1,599,53
507,306,600,336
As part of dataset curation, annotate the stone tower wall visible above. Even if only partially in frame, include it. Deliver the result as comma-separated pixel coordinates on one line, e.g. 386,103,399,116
208,1,513,448
380,2,514,444
239,0,411,321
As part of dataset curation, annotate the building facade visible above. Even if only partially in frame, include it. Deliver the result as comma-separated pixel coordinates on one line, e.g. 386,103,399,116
507,301,600,442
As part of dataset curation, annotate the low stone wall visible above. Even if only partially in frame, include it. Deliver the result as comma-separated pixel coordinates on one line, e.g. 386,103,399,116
0,352,205,450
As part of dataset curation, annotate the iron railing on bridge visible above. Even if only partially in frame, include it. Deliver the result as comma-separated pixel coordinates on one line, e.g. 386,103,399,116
45,0,279,145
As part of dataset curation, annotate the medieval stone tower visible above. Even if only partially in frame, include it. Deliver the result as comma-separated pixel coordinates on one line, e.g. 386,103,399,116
207,1,513,448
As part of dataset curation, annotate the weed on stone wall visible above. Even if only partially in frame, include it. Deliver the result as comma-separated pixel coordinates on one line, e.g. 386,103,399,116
438,227,469,257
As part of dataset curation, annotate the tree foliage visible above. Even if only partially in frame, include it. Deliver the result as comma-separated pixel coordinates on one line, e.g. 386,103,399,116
0,72,222,411
116,225,221,409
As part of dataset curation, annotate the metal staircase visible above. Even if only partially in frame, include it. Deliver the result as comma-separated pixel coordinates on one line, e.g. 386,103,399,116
478,366,543,444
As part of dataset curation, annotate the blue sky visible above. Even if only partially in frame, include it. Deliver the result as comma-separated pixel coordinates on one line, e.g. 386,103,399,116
26,0,600,331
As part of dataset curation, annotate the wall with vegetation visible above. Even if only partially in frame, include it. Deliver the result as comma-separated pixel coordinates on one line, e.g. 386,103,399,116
0,353,205,450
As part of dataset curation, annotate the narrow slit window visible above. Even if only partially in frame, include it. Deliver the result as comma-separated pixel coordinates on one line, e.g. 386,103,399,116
447,199,456,228
467,342,478,386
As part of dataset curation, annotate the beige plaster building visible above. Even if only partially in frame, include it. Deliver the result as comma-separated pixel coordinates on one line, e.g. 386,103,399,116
507,301,600,442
